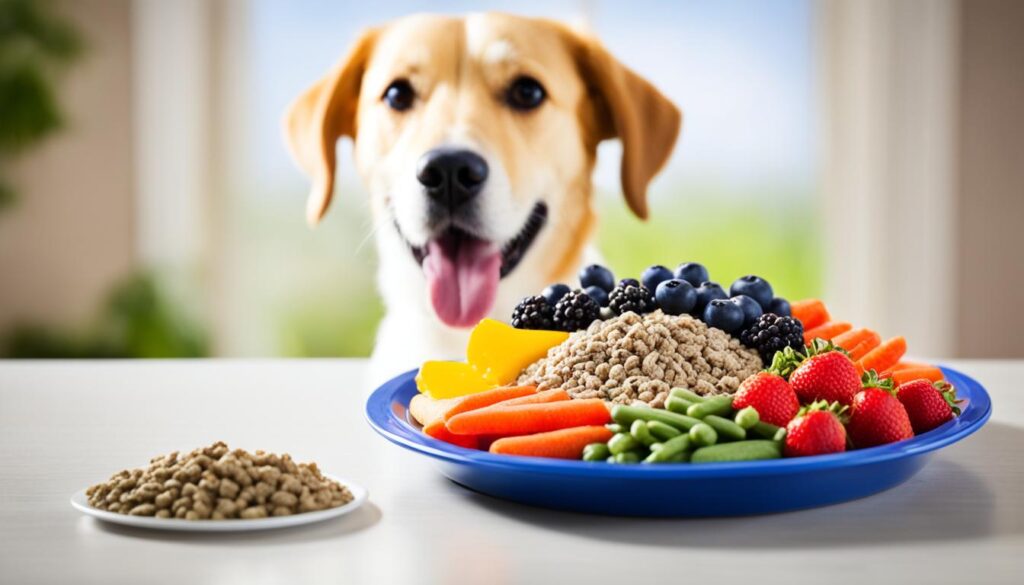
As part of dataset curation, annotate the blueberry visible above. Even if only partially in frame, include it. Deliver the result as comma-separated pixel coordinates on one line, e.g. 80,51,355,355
693,281,728,317
583,285,610,307
655,279,697,316
731,295,764,328
641,265,674,294
619,278,640,289
767,297,791,317
703,299,745,334
579,264,616,292
541,283,571,305
674,262,709,287
729,275,774,310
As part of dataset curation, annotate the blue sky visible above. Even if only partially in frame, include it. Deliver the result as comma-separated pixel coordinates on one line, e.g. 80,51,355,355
244,0,817,199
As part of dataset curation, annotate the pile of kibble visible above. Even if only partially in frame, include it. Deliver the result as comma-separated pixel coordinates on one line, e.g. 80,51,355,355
86,442,353,520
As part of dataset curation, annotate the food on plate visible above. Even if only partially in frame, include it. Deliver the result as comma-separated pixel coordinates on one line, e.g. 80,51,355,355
790,298,831,330
739,313,805,362
446,399,611,436
846,373,916,448
85,442,353,520
897,379,960,434
518,311,762,408
490,426,614,459
780,340,863,405
859,336,907,375
732,372,800,427
783,402,848,457
410,262,960,464
802,321,853,345
417,319,568,398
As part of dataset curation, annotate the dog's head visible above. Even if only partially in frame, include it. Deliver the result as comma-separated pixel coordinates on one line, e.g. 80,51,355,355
284,13,680,328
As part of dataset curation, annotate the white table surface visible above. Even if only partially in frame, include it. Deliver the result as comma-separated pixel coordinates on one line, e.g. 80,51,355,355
0,359,1021,585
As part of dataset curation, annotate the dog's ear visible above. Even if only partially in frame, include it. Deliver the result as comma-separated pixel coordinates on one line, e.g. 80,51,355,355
283,28,379,225
572,34,681,220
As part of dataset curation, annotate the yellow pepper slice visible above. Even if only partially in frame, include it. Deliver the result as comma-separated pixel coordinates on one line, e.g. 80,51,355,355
466,318,569,385
415,360,495,399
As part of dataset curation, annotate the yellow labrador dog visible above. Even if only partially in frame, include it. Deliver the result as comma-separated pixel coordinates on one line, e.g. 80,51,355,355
284,13,680,383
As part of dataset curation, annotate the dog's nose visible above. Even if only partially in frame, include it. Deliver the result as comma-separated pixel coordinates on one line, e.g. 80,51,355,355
416,148,489,208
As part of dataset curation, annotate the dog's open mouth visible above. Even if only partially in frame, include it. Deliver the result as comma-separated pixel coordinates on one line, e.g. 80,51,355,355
398,201,548,328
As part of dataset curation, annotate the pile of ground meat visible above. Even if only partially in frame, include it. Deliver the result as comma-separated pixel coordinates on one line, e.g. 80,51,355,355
518,311,762,408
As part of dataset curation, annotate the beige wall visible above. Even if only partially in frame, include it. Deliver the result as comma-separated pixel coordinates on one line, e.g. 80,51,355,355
0,0,135,331
956,0,1024,358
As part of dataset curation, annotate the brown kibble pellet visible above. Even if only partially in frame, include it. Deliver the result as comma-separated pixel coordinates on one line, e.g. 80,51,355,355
86,442,354,521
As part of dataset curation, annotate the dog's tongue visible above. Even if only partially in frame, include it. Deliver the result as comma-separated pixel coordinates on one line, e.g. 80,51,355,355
422,233,502,328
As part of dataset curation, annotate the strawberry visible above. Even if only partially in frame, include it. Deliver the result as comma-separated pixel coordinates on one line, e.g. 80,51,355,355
847,386,914,448
897,379,960,434
777,340,861,405
784,401,848,457
733,372,800,427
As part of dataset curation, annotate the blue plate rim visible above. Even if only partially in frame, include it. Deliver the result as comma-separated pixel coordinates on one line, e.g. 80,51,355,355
365,365,992,478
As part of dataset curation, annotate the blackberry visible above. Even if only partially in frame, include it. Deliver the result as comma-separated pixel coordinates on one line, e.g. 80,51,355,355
740,313,804,362
511,295,555,330
552,290,601,332
608,283,656,316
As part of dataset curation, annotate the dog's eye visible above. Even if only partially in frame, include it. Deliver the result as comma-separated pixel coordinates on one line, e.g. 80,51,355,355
383,79,415,112
505,76,546,111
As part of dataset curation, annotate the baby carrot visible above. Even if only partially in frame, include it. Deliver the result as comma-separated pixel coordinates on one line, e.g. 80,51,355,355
441,385,537,420
423,419,480,449
889,360,929,372
489,426,614,459
892,366,945,385
848,336,881,361
833,328,880,352
803,321,853,345
446,399,611,436
791,299,831,330
493,388,570,408
859,336,907,374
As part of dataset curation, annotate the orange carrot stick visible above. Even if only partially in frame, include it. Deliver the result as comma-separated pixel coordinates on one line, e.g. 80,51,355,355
848,336,881,361
791,299,831,330
889,360,929,372
859,336,907,374
489,426,614,459
424,420,479,449
803,321,853,345
493,388,570,408
833,328,880,352
892,366,945,385
446,399,611,436
441,385,537,420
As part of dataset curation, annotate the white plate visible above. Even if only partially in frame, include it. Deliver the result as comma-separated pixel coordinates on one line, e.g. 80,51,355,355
71,475,367,532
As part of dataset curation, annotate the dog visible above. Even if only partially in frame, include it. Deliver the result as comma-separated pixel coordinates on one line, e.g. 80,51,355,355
284,13,680,384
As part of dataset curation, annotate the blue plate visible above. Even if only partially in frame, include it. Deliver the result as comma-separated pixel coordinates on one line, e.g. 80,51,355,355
365,366,991,516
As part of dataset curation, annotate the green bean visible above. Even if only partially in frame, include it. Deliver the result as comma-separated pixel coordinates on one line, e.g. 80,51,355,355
734,407,760,430
670,387,706,403
611,405,701,431
628,419,656,446
689,423,718,447
582,442,611,461
608,432,640,455
690,440,782,463
646,420,682,441
605,423,626,434
752,421,787,442
611,452,640,464
703,415,746,441
665,395,697,414
644,434,692,463
687,395,734,419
